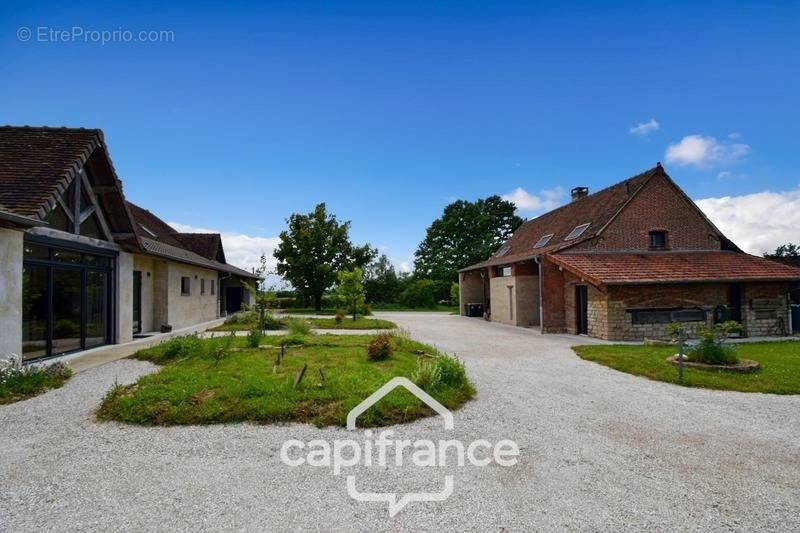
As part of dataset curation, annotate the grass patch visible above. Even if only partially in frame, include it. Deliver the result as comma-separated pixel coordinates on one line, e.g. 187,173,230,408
573,341,800,394
309,317,397,330
371,303,458,313
0,362,73,405
98,333,474,427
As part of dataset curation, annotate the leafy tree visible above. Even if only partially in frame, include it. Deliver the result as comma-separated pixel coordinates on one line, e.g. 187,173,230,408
363,254,401,303
414,196,523,284
274,203,376,311
766,243,800,257
335,268,366,321
450,282,459,305
399,279,437,308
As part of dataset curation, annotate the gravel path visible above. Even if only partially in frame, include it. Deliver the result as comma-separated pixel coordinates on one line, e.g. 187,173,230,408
2,313,799,531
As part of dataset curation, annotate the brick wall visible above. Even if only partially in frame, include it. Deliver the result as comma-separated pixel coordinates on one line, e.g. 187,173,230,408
541,258,566,332
572,173,721,252
459,270,486,315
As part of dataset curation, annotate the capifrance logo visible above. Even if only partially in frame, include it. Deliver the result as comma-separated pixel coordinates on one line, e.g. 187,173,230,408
280,377,520,516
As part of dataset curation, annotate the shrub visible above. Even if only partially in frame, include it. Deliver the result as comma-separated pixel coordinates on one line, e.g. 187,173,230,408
360,303,372,316
435,354,468,388
160,335,203,360
399,279,437,308
246,327,262,348
262,313,283,331
0,358,72,403
225,310,257,324
286,317,312,336
366,332,393,361
412,360,442,390
686,339,739,365
450,282,459,305
335,309,346,324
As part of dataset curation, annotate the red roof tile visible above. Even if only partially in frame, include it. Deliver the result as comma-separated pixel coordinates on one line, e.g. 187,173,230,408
547,252,800,286
461,166,659,270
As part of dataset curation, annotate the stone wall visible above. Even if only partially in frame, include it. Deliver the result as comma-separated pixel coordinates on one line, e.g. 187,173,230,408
164,261,219,329
133,254,156,333
742,283,791,336
0,228,23,359
488,274,540,327
116,252,133,344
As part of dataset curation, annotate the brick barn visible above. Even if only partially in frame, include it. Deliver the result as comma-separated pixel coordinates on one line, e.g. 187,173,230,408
458,164,800,340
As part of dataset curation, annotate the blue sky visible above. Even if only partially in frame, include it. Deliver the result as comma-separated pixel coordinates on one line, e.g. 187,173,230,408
2,1,799,274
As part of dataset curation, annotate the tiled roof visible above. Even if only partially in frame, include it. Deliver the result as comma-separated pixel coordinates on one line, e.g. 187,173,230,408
547,252,800,286
461,166,660,271
129,201,258,279
0,126,103,218
173,233,225,263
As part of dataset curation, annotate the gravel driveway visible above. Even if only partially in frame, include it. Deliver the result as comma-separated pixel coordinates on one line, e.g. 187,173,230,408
2,313,799,532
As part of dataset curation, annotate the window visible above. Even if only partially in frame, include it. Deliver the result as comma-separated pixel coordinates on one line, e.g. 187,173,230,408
181,276,191,295
629,308,706,324
211,280,216,295
201,279,206,295
533,234,553,248
565,223,591,241
495,245,511,257
649,230,667,250
495,266,512,277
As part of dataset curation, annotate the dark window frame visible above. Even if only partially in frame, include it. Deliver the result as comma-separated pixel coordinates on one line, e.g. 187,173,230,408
629,307,706,325
648,230,668,250
181,276,191,296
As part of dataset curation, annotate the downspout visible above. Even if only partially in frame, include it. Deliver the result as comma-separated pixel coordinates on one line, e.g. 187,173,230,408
534,256,543,330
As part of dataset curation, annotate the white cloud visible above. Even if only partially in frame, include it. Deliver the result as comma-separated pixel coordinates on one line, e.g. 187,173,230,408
696,187,800,255
502,186,566,214
716,171,732,180
169,222,282,285
629,118,660,135
665,134,750,168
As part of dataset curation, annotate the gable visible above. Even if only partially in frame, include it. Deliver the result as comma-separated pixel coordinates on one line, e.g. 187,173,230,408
569,172,726,252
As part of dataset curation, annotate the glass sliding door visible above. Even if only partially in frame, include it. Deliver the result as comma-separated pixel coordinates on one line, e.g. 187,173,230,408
85,270,108,349
22,265,48,361
22,238,115,361
52,269,83,355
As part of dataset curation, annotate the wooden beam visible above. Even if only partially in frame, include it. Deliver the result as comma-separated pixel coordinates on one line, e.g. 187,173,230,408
112,232,135,240
78,205,96,224
91,185,118,194
80,171,115,242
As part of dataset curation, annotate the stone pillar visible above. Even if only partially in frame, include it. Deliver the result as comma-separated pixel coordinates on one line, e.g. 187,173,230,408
115,251,134,343
152,260,170,329
0,228,23,359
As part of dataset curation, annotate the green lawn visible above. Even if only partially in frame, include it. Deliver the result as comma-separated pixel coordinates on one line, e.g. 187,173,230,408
308,317,397,330
97,334,474,427
573,341,800,394
0,363,73,405
209,317,396,332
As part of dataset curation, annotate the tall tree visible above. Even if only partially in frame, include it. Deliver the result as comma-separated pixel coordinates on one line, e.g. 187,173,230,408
414,196,523,283
274,203,376,310
363,254,401,303
766,243,800,257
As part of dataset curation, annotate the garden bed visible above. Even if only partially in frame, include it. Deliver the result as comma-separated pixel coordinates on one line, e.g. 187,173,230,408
97,333,474,427
0,362,73,405
307,317,396,330
573,341,800,394
666,356,760,373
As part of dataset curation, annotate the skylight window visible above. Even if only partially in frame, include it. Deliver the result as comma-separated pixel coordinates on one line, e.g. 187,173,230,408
565,223,591,241
495,245,511,257
533,234,553,248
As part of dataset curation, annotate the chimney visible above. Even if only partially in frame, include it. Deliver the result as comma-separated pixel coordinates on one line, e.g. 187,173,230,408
571,187,589,201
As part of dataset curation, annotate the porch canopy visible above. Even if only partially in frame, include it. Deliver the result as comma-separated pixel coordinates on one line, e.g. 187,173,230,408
546,251,800,286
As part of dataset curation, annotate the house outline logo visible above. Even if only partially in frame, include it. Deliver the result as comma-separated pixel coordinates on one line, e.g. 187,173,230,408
345,376,455,516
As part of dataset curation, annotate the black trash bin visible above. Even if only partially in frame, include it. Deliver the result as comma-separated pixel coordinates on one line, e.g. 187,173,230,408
464,303,484,317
